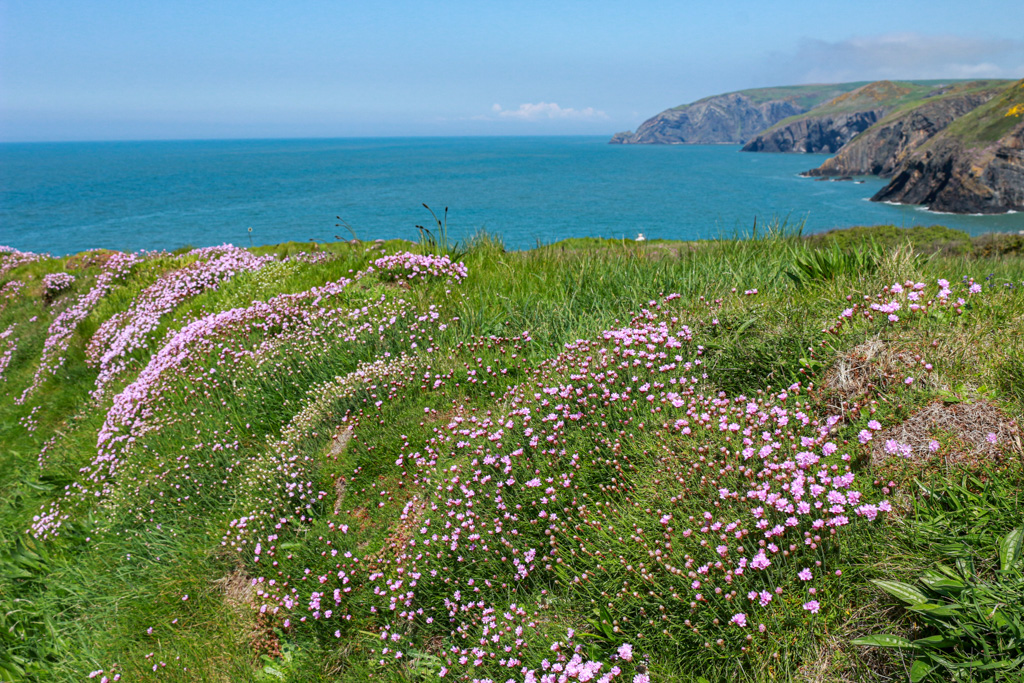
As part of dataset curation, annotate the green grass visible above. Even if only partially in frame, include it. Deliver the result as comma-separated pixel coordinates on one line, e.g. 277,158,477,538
2,227,1024,682
940,79,1024,147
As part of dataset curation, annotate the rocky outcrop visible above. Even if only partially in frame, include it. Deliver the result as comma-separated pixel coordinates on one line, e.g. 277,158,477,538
741,110,884,153
609,131,634,144
610,92,807,144
804,87,1001,177
872,127,1024,213
870,79,1024,214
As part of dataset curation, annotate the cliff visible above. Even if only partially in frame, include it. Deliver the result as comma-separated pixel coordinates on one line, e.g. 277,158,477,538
804,82,1005,177
610,83,865,145
741,81,927,153
871,79,1024,214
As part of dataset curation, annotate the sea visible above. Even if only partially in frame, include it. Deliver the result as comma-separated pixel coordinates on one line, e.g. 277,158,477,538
1,136,1022,255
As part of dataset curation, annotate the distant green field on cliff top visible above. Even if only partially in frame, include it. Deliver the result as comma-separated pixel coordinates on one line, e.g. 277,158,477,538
2,226,1023,682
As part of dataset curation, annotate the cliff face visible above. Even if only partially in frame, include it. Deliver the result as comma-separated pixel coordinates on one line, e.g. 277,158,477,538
609,84,867,145
741,81,921,154
805,87,1001,177
741,110,883,153
872,125,1024,213
611,93,805,144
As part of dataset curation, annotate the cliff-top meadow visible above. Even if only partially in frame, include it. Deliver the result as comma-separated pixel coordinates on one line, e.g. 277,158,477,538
1,225,1023,682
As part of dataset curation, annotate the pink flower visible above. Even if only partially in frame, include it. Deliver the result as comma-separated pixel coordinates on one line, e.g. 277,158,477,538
798,568,813,581
803,600,820,614
617,643,633,661
987,433,998,444
730,613,747,627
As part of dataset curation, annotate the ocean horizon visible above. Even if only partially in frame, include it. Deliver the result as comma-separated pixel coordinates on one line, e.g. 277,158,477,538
2,135,1022,255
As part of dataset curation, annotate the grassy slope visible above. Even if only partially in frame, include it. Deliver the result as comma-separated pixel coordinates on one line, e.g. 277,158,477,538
757,79,1014,136
1,230,1023,682
669,83,867,111
936,78,1024,147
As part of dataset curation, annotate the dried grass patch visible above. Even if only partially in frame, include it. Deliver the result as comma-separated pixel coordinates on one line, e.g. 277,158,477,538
822,336,933,415
869,400,1022,468
214,568,281,660
328,425,354,514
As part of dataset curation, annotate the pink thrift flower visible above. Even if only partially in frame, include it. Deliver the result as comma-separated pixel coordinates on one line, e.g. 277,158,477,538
987,432,998,444
798,568,813,581
730,613,747,627
617,643,633,661
803,600,820,614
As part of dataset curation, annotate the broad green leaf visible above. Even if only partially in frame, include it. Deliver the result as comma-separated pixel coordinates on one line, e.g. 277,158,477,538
999,527,1023,572
918,574,966,596
872,579,930,605
909,602,962,618
909,660,933,683
851,634,917,649
913,635,959,649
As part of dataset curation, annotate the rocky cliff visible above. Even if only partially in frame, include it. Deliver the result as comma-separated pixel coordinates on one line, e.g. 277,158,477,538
804,83,1004,177
871,80,1024,214
741,110,884,153
741,81,918,153
609,84,863,145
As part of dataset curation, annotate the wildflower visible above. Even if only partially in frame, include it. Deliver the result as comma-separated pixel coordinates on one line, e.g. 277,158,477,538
617,643,633,661
797,568,813,581
730,613,747,628
803,600,820,614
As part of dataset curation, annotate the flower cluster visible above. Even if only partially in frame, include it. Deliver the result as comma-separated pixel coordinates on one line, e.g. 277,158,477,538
85,244,274,399
17,251,141,404
0,323,18,381
42,272,76,298
0,245,47,278
373,252,468,282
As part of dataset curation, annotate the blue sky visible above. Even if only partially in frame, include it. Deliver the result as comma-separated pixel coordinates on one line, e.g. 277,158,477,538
1,0,1022,141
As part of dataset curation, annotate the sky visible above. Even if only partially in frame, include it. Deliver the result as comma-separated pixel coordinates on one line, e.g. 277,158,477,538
1,0,1023,141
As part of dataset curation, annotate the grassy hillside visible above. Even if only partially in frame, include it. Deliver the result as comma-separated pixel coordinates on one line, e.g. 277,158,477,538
758,79,1013,135
2,229,1023,682
671,83,867,112
940,78,1024,146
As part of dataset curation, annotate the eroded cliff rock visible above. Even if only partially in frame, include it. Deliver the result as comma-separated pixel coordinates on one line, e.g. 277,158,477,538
872,127,1024,213
741,81,917,153
805,84,1003,177
609,84,862,145
872,80,1024,214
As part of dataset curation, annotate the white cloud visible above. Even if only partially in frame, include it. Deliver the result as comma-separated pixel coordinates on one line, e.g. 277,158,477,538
489,102,607,121
774,33,1024,83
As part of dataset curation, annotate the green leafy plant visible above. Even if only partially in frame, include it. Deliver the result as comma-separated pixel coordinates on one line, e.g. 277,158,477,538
785,240,883,287
853,525,1024,681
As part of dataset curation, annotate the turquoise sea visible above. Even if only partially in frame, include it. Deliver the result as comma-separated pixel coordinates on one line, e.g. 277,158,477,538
1,136,1022,255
